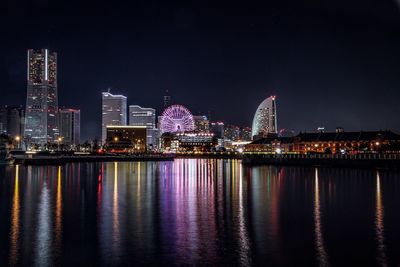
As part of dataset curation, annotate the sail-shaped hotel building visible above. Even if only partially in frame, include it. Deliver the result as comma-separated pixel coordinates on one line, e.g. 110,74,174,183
251,96,278,139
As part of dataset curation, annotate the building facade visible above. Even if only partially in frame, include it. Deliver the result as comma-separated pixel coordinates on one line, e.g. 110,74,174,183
102,91,127,144
0,106,25,138
245,130,400,154
129,105,157,148
210,122,224,139
252,96,277,139
105,126,147,153
24,49,59,144
240,127,252,141
193,115,210,132
59,109,80,146
160,132,216,152
224,125,241,141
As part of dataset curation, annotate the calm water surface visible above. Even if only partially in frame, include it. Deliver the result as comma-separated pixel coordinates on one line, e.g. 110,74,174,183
0,159,399,266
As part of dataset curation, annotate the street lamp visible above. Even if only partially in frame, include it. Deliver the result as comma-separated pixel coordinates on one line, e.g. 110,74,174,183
57,137,63,151
15,136,21,150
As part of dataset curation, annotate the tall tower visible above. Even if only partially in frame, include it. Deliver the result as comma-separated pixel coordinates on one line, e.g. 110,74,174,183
163,89,171,108
251,95,277,139
102,91,127,144
24,49,59,145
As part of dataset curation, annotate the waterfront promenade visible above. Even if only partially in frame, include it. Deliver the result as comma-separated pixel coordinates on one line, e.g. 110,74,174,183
7,151,400,169
10,153,175,165
242,152,400,169
7,151,242,165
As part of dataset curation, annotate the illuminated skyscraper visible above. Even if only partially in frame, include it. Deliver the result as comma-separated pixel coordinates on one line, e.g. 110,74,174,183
59,109,80,145
129,105,157,148
251,96,277,139
102,91,127,144
24,49,59,144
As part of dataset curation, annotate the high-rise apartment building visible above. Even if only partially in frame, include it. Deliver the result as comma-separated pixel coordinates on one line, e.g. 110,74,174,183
240,127,252,141
224,125,241,141
0,106,25,138
102,91,127,144
193,115,210,132
24,49,59,144
210,122,224,139
251,96,277,139
59,108,80,145
129,105,157,148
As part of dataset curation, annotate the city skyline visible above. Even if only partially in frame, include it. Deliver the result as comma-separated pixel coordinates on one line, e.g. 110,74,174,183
2,2,400,266
2,1,400,141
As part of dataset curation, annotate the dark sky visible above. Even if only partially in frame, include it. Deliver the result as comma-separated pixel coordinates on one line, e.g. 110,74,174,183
1,0,400,140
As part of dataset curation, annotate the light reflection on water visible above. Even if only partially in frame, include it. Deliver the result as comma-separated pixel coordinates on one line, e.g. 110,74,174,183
54,166,62,257
314,168,329,267
9,165,20,266
375,172,387,267
0,160,399,266
35,174,51,266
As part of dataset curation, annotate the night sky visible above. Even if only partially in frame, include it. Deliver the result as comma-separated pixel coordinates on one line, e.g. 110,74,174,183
1,0,400,141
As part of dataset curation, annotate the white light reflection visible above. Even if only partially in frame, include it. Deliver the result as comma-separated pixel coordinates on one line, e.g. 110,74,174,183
314,168,329,267
113,162,120,255
375,172,387,266
35,178,51,266
238,161,251,266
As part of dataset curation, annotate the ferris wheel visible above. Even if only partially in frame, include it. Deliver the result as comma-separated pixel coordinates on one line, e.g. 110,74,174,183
160,104,195,133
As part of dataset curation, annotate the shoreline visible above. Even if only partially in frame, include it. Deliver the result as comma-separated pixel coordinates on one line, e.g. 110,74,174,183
7,153,400,169
10,154,175,165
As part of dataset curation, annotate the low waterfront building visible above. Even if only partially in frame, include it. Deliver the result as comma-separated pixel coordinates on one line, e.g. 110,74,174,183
105,126,147,153
160,132,216,152
245,130,400,154
245,136,295,153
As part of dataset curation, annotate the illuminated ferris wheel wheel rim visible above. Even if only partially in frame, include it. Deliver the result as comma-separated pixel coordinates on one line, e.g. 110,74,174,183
160,104,195,133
